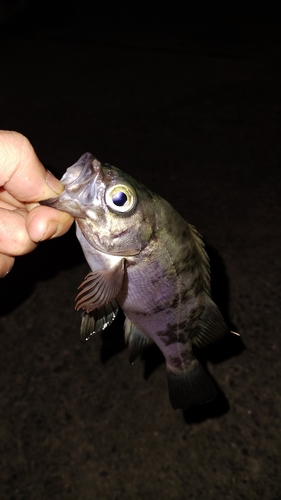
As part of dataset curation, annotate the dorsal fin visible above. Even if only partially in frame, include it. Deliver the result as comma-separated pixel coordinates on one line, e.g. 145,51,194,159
192,295,229,348
187,223,211,295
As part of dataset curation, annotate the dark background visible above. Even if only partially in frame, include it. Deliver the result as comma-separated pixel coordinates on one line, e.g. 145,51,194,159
0,2,280,499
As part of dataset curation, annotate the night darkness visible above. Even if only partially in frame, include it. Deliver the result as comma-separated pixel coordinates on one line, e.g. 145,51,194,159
0,2,281,499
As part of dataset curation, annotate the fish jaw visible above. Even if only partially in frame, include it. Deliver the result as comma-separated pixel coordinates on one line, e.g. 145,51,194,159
40,152,102,218
40,191,86,218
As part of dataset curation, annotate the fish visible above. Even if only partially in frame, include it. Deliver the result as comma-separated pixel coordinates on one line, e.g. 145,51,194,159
41,152,230,410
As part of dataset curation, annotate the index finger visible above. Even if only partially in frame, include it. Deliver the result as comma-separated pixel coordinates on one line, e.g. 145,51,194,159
0,130,63,201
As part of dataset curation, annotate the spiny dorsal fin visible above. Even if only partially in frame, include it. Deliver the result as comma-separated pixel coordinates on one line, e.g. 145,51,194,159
187,224,211,295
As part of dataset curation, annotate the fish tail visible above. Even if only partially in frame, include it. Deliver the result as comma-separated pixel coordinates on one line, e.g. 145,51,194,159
166,361,217,410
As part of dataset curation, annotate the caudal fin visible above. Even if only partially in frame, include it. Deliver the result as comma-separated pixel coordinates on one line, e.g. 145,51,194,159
166,361,217,410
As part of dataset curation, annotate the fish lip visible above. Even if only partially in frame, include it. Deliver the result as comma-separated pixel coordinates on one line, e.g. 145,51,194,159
61,152,96,192
39,195,86,218
39,153,101,216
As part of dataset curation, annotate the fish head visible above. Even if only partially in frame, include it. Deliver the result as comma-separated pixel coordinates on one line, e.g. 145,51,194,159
41,153,157,256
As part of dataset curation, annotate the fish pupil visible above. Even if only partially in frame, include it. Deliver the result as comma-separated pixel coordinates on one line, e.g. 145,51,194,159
112,191,127,207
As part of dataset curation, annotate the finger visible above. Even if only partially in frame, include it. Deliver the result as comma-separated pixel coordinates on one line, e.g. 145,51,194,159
26,206,74,242
0,131,63,202
0,187,25,209
0,208,37,255
0,253,15,278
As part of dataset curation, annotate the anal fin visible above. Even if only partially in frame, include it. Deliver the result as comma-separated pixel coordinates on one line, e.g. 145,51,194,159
167,361,217,410
124,318,153,363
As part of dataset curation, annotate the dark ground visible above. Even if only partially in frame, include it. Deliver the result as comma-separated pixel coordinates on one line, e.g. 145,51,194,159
0,3,281,499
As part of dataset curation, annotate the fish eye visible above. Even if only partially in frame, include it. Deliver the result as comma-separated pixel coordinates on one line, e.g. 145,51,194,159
105,184,136,213
112,191,127,207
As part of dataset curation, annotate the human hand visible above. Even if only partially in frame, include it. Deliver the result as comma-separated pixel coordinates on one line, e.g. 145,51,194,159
0,130,74,277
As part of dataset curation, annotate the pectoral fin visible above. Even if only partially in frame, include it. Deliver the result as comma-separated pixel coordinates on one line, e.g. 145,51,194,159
124,318,153,363
80,300,119,341
167,360,217,410
75,259,125,313
192,295,229,349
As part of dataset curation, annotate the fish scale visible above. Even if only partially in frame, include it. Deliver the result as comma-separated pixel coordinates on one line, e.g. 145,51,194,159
41,153,230,410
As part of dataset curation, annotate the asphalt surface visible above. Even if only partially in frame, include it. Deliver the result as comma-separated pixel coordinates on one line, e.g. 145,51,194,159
0,7,281,499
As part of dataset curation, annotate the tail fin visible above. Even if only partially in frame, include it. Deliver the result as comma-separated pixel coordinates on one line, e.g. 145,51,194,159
167,361,217,410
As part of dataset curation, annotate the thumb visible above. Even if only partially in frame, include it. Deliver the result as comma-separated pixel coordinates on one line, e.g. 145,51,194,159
0,131,63,201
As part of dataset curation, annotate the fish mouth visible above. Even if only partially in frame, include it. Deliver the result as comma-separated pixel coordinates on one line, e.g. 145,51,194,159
39,195,84,217
60,152,97,191
40,152,101,217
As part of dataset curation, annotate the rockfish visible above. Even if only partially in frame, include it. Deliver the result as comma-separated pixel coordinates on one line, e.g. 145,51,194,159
41,153,229,409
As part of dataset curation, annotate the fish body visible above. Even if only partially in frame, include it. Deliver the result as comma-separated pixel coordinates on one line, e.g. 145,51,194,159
42,153,229,409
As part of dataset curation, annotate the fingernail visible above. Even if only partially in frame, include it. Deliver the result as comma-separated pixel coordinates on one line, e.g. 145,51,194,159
0,265,13,278
1,270,10,278
46,170,64,195
38,219,60,241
